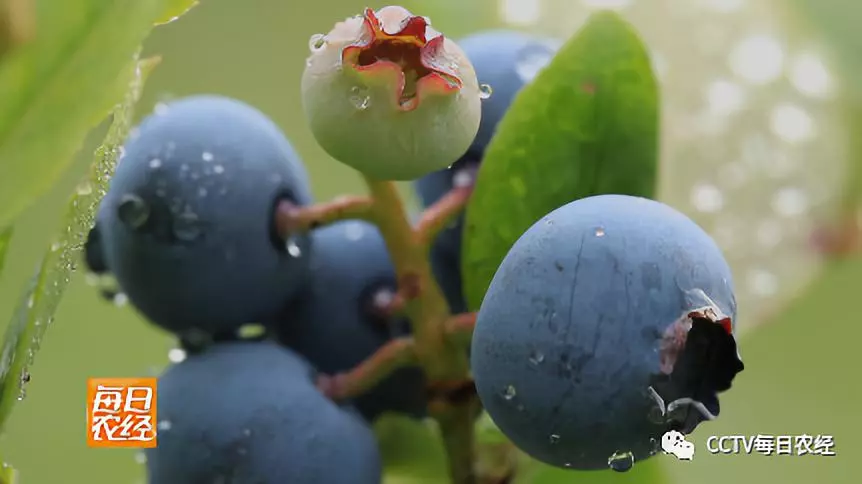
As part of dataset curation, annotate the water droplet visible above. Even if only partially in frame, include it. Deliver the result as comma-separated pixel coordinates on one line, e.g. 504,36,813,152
149,158,162,169
501,384,517,400
26,295,34,308
594,227,606,237
113,292,129,307
309,33,327,52
349,86,371,110
528,350,545,366
168,348,187,363
213,164,225,174
201,152,214,162
173,212,202,242
76,182,93,196
134,451,147,464
157,420,172,431
478,83,493,99
50,241,63,252
563,463,573,468
154,103,169,115
117,194,150,229
608,451,634,472
549,434,560,444
286,238,302,257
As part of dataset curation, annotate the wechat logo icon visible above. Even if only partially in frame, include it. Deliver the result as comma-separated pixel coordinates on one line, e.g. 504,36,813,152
661,430,695,461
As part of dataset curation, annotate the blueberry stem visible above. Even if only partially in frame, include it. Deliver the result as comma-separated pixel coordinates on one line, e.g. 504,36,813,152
316,337,417,400
273,195,374,238
275,175,478,483
432,394,481,484
444,312,477,342
358,175,476,484
414,185,473,247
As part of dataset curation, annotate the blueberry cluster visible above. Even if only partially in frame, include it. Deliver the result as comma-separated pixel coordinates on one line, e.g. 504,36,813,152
85,30,744,483
87,94,398,483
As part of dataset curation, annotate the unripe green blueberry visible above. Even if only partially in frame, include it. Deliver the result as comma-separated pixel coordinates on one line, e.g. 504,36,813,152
301,6,482,180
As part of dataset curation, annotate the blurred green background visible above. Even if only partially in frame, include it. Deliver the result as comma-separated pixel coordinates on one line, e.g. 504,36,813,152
0,0,860,482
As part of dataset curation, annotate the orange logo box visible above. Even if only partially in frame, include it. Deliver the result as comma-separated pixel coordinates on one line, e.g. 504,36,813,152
87,377,157,448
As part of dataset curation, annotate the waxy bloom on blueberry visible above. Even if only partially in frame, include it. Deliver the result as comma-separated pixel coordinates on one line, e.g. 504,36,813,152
301,6,483,180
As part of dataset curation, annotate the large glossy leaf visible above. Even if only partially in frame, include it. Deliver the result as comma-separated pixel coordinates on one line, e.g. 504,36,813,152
0,56,158,433
461,11,659,311
0,0,197,228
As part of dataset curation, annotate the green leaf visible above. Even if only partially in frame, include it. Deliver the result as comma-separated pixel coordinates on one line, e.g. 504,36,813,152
154,0,198,26
0,0,195,229
0,226,11,276
461,11,660,311
0,462,17,484
0,56,158,433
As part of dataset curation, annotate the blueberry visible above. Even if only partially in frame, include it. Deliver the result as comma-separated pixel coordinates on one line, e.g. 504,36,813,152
271,220,426,421
413,31,559,313
471,194,744,470
145,341,381,484
99,95,313,336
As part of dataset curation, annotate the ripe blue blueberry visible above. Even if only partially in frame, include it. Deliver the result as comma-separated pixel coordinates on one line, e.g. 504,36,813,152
145,341,381,484
471,195,744,471
272,220,426,421
413,30,559,313
99,95,314,337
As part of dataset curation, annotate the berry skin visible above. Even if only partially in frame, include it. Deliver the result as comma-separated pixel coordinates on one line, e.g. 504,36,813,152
99,95,313,337
272,220,426,421
145,341,382,484
413,31,559,312
471,195,744,470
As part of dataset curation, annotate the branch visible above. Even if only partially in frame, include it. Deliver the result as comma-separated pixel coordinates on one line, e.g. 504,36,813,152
415,186,473,246
358,174,476,484
274,196,374,238
431,393,481,484
316,337,417,400
445,312,477,342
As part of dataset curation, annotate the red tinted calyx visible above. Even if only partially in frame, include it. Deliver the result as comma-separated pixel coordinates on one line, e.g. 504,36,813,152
343,8,461,111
